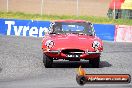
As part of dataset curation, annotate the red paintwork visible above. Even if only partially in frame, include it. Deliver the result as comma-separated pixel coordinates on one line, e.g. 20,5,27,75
42,20,103,60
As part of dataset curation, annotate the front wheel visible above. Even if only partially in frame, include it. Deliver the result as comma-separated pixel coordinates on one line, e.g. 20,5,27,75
89,57,100,68
43,53,53,68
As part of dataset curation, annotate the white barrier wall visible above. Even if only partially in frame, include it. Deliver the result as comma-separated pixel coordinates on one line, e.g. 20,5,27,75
115,25,132,42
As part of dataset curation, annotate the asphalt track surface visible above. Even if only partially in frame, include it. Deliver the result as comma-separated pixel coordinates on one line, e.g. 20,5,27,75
0,35,132,88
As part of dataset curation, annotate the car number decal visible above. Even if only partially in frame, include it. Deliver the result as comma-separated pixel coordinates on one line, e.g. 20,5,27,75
67,54,80,58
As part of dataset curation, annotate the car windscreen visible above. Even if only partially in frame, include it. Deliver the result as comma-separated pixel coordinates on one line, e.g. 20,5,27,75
52,22,94,35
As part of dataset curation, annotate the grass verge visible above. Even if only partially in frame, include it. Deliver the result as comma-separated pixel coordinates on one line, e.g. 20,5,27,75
0,12,132,25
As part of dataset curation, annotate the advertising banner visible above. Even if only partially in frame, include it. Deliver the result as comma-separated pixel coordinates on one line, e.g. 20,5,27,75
0,19,50,37
93,24,115,41
115,25,132,42
0,19,116,41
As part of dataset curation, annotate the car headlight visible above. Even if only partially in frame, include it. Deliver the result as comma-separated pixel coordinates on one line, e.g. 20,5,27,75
45,40,54,48
92,41,100,49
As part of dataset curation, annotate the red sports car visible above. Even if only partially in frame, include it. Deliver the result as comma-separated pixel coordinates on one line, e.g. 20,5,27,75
42,20,103,68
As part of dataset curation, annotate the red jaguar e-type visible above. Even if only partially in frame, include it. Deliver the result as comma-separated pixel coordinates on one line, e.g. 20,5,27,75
42,20,103,68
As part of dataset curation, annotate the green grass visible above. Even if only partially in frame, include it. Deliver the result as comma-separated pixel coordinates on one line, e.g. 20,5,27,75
0,12,132,25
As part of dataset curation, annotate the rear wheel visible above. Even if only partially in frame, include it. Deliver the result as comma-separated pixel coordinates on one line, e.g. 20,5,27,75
43,53,53,68
89,57,100,68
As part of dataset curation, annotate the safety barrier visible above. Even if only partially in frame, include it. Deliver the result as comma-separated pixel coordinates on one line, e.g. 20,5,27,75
0,19,50,37
93,24,115,41
115,25,132,42
0,18,131,42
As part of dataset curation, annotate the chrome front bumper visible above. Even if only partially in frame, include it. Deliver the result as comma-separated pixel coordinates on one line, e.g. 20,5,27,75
44,49,102,55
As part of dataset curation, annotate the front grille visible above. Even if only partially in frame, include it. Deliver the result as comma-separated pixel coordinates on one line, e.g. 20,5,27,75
61,49,85,55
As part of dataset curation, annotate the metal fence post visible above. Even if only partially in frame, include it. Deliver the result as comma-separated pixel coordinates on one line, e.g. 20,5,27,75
113,0,116,19
6,0,9,12
41,0,44,16
76,0,79,16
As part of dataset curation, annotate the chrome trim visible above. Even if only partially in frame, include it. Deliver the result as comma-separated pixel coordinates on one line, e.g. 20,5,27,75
86,52,101,54
85,49,101,55
45,50,61,54
44,49,101,55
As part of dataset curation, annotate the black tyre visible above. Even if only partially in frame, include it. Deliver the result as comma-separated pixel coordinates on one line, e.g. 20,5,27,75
43,53,53,68
89,57,100,68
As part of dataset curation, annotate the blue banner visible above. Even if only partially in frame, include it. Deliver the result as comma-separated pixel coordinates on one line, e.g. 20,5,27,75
0,19,50,37
93,24,115,41
0,19,115,41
